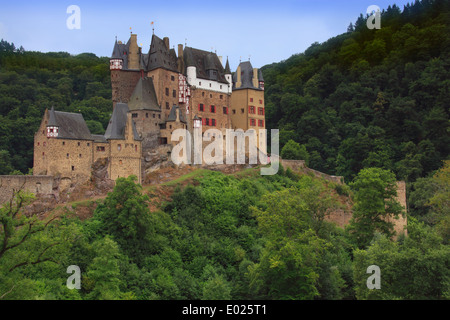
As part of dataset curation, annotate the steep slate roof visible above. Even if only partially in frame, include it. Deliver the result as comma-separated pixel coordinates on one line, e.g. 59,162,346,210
166,105,186,123
147,34,178,72
224,58,231,74
232,61,263,91
128,77,160,112
183,47,228,84
104,103,141,140
47,107,93,140
111,39,130,70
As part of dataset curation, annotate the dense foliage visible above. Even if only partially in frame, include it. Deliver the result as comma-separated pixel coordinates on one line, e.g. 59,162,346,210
1,165,448,300
263,0,450,183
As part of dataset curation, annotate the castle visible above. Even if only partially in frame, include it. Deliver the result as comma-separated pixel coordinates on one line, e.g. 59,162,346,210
32,32,267,188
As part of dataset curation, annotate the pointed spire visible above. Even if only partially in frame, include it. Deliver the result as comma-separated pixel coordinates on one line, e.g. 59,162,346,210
47,106,57,127
224,57,231,74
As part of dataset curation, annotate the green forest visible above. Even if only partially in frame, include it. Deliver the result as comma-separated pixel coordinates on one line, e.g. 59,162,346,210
0,0,449,300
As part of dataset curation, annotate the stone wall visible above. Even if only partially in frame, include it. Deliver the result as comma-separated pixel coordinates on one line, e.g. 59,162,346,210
147,68,180,121
111,69,141,105
189,86,231,133
0,175,54,204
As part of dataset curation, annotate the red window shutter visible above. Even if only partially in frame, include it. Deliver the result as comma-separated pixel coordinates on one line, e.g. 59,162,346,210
249,106,251,113
202,118,206,125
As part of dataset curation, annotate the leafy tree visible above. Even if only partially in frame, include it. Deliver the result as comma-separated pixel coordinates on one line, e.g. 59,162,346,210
353,218,450,300
281,140,310,164
346,168,405,248
85,236,124,300
93,176,154,266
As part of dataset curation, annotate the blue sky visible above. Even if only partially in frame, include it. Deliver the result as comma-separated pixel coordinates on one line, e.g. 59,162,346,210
0,0,413,69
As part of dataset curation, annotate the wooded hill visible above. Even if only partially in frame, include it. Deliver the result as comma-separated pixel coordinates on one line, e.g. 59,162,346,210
263,0,449,183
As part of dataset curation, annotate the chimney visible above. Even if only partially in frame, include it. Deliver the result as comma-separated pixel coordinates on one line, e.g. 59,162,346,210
253,68,259,88
163,37,170,50
218,56,223,65
178,44,184,73
236,65,242,88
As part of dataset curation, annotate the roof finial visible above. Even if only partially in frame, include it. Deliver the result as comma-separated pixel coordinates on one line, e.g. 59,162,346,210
130,27,132,35
151,21,154,34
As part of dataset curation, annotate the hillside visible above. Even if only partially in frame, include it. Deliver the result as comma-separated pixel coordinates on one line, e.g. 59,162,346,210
263,0,450,183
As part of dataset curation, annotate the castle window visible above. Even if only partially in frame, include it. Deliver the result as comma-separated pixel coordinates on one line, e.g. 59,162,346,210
42,152,45,156
220,85,222,89
171,75,175,81
119,160,123,165
72,166,75,171
158,114,161,119
258,120,264,127
118,144,121,151
165,88,169,96
241,108,244,114
232,109,236,115
250,119,256,126
210,105,215,113
199,104,204,112
153,113,156,118
87,143,90,146
173,90,176,98
223,107,228,114
202,92,205,97
67,153,69,158
43,142,46,147
166,102,170,110
220,95,223,99
146,113,149,118
199,82,201,86
250,98,253,102
78,142,80,146
169,125,172,129
97,146,105,152
210,94,212,98
135,145,138,152
132,113,138,118
79,154,82,158
211,119,216,126
209,83,211,88
205,118,210,126
259,99,263,104
258,107,264,116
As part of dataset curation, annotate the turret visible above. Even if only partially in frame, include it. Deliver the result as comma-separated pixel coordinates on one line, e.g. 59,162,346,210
110,39,123,70
46,107,59,138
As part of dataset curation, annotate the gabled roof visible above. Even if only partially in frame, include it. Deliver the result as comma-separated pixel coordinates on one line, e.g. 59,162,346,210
183,47,228,84
232,61,264,91
47,107,93,140
166,105,186,123
147,34,178,72
128,77,160,112
104,103,141,140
